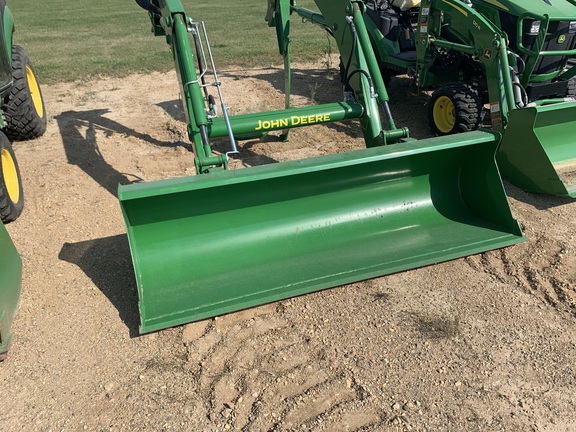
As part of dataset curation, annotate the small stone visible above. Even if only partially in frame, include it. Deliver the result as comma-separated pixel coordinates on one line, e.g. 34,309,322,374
403,401,414,411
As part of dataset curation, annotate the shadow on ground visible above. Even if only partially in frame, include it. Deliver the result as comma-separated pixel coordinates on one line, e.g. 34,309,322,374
58,235,141,337
504,181,575,210
55,109,190,197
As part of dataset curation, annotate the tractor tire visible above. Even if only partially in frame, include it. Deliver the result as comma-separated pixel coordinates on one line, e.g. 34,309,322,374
0,133,24,223
428,83,481,136
2,45,47,141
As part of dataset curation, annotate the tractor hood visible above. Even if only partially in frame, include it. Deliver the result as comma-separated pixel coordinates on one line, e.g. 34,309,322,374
472,0,576,19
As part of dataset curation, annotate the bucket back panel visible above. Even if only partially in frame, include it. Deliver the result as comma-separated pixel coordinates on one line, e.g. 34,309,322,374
120,132,525,333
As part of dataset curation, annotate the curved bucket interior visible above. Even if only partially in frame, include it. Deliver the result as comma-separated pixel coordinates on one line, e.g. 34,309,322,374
497,103,576,197
119,131,525,333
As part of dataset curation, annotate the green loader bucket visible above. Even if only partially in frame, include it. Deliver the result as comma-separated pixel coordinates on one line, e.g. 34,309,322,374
497,102,576,197
119,131,525,334
0,222,22,358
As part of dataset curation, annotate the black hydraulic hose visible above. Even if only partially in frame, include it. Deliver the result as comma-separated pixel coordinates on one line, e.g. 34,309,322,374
509,50,526,75
347,69,374,91
192,31,210,100
135,0,160,15
343,18,358,88
513,82,529,107
345,8,397,132
343,17,375,92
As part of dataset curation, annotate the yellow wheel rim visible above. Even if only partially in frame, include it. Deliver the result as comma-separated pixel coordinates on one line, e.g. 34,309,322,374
26,65,44,118
433,96,455,134
1,147,20,203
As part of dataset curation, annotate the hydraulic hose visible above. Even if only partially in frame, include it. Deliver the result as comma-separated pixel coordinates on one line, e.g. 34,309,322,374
343,17,375,96
135,0,160,15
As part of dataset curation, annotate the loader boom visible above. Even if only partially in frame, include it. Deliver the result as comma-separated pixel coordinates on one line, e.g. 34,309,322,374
121,0,525,334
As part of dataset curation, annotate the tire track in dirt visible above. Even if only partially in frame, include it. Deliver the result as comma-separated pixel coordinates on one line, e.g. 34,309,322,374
182,304,385,431
465,218,576,317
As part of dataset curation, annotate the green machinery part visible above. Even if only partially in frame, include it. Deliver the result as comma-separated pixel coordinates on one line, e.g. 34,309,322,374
0,221,22,359
121,0,525,334
497,102,576,197
363,0,576,197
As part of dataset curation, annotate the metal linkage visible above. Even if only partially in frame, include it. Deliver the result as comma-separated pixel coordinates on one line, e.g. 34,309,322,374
186,19,239,159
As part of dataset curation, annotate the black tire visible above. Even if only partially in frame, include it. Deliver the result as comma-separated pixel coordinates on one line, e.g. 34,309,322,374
428,83,481,136
2,45,47,141
0,133,24,222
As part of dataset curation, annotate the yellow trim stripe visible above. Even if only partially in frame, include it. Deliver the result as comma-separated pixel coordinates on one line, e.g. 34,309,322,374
441,0,468,17
481,0,510,12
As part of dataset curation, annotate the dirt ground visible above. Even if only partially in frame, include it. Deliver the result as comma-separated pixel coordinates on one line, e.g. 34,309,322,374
1,60,576,431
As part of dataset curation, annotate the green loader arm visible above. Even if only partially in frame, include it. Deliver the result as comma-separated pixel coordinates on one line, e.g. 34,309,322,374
138,0,411,172
416,0,516,126
273,0,411,145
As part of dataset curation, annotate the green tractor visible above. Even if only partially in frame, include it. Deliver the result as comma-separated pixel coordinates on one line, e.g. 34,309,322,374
121,0,526,334
363,0,576,197
0,0,47,360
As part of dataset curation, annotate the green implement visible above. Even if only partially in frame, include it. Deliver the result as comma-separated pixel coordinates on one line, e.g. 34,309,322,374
120,130,524,334
360,0,576,197
123,0,525,334
0,1,46,359
0,221,22,359
497,103,576,197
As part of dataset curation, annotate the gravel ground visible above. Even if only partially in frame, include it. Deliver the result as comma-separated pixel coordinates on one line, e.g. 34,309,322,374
1,60,575,431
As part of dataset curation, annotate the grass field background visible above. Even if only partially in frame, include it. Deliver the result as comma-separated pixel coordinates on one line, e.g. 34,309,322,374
9,0,331,84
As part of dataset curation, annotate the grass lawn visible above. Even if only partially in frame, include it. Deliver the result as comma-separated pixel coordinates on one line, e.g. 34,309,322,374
9,0,331,84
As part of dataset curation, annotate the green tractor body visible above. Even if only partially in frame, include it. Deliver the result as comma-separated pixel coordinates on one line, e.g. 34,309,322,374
0,0,47,360
121,0,525,334
365,0,576,197
0,1,13,92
